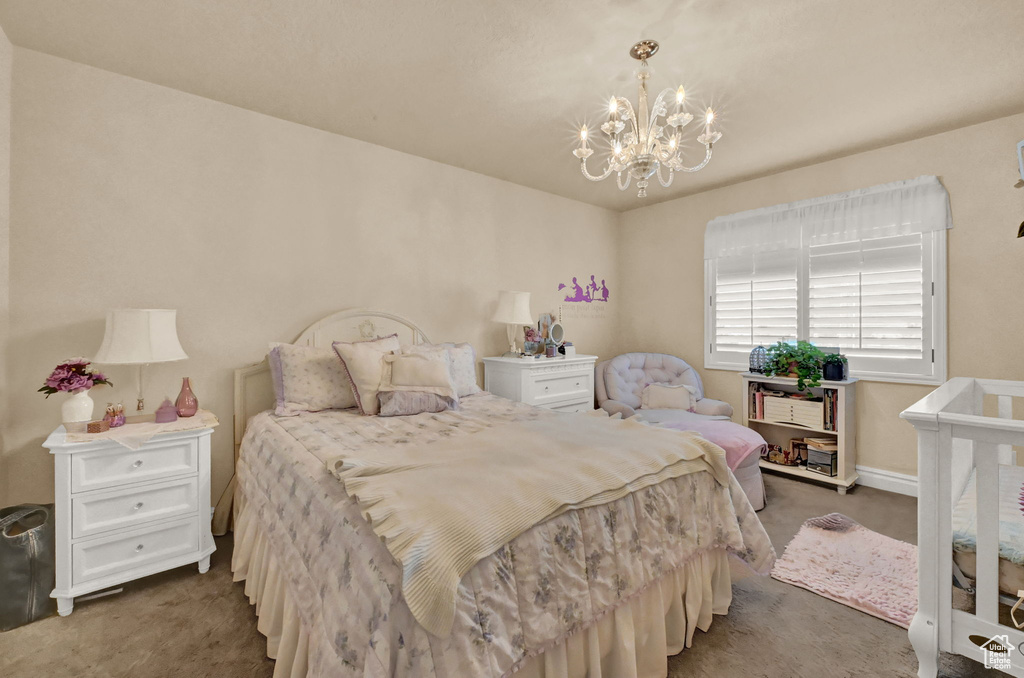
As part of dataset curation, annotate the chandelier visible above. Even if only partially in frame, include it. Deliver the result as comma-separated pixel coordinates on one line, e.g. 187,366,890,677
573,40,721,198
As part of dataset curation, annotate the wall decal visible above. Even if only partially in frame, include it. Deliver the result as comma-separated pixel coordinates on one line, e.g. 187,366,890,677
558,275,610,303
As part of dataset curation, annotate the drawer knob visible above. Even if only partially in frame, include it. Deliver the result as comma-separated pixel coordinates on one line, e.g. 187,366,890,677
576,381,580,387
545,386,549,391
132,460,143,469
135,544,145,552
133,502,144,511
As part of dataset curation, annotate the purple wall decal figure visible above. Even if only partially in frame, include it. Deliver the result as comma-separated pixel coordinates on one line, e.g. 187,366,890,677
563,276,587,302
558,276,610,303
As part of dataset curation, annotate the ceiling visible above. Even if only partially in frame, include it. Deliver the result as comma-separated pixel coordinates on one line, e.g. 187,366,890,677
1,0,1022,212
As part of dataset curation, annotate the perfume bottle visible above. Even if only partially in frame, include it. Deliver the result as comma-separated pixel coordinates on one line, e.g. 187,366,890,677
175,377,198,417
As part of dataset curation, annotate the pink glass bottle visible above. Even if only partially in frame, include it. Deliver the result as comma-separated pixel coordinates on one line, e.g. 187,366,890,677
175,377,198,417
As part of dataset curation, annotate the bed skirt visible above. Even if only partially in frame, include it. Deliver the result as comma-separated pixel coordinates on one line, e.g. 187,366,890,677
232,487,734,678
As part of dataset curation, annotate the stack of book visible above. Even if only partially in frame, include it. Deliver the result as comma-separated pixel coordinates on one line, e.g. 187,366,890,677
748,382,786,420
823,389,839,431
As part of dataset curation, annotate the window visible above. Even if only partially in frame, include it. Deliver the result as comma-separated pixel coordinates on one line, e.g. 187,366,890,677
704,176,949,384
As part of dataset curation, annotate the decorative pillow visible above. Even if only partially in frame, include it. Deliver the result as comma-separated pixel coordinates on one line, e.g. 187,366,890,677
268,342,356,416
378,391,458,417
403,342,481,397
640,382,699,411
381,352,457,399
332,334,401,416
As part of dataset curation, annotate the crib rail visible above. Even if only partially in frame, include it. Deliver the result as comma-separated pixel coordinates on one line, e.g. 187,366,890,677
902,377,1024,677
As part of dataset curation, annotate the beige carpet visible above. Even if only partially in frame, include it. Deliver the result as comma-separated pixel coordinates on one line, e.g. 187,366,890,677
0,474,995,677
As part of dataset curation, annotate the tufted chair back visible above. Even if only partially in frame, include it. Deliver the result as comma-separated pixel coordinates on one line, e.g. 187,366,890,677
595,353,705,410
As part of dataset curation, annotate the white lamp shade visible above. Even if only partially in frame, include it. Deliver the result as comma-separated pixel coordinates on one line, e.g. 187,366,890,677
93,309,189,365
491,291,533,325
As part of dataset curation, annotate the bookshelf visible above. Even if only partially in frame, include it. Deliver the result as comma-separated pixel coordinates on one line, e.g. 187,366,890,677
741,372,858,494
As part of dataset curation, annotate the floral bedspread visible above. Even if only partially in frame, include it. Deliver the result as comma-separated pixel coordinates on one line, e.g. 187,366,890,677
235,394,775,677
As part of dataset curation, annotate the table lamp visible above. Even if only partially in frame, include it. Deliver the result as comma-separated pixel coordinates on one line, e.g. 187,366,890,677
491,291,533,357
93,309,189,411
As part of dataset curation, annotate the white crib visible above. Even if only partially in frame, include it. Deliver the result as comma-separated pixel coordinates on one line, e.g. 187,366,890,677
902,377,1024,676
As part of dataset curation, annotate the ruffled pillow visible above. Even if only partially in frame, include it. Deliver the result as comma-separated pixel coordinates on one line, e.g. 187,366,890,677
268,342,355,416
403,342,481,397
332,334,401,416
378,391,458,417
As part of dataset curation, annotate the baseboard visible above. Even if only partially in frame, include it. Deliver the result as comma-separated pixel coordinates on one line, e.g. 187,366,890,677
855,465,918,497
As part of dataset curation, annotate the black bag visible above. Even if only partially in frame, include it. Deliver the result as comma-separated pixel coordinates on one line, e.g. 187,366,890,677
0,504,57,631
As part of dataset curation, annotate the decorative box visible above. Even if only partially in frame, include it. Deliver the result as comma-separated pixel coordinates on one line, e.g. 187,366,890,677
806,446,838,476
763,395,824,430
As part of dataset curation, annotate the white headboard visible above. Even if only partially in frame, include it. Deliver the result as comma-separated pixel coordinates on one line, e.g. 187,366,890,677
232,308,431,458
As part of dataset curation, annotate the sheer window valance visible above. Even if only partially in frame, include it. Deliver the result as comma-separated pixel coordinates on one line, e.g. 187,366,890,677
703,175,949,384
704,175,952,260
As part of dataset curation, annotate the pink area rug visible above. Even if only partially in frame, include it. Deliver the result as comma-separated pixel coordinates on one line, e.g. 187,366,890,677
771,513,918,628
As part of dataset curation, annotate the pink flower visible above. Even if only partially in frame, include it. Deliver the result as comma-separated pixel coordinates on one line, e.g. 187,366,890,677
39,358,112,398
64,374,92,392
45,365,73,389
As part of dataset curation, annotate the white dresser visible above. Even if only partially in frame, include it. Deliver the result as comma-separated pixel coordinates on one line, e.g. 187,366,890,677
483,354,597,412
43,425,216,616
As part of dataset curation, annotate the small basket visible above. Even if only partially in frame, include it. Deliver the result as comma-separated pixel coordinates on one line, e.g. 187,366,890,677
86,420,111,434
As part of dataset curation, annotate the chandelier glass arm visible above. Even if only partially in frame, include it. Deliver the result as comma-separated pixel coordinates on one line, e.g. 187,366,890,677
674,145,714,173
580,157,614,182
656,164,674,187
617,172,632,191
617,98,640,145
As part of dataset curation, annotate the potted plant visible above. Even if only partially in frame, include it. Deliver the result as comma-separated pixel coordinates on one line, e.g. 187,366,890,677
764,340,825,394
822,353,848,381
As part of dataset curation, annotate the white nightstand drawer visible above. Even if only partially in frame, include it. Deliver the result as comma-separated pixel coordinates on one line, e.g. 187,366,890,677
72,517,199,585
72,477,199,539
548,400,592,413
71,438,198,493
532,372,592,404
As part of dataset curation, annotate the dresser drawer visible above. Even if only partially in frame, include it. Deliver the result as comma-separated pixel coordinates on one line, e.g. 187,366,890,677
529,371,593,407
71,438,198,493
72,517,199,585
548,400,593,413
72,477,199,539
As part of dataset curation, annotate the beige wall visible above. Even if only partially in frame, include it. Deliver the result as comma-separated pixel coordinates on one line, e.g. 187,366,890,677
0,27,11,482
4,43,1022,503
618,112,1024,476
3,49,620,506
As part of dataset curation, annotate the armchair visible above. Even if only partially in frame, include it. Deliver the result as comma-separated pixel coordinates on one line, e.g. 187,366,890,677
595,353,733,424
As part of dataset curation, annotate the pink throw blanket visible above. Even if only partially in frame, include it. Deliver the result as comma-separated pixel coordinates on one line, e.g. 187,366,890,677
656,420,766,471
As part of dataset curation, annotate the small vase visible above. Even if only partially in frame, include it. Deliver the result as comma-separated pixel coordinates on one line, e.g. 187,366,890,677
62,389,94,425
175,377,198,417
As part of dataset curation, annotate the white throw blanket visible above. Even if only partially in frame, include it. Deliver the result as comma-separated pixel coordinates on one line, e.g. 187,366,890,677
328,413,731,637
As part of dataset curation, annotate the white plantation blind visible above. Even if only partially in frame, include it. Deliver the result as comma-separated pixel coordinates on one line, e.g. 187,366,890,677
705,176,950,383
714,251,798,356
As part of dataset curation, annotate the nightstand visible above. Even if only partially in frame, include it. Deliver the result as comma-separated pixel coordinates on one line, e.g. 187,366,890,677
43,425,217,616
483,354,597,412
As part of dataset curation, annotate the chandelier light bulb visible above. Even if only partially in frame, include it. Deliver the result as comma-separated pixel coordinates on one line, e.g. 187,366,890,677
573,40,720,198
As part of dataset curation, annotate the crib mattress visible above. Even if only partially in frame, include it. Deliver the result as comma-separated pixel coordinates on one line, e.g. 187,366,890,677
952,463,1024,594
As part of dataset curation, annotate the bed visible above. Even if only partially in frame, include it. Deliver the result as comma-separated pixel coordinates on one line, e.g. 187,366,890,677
230,309,776,678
